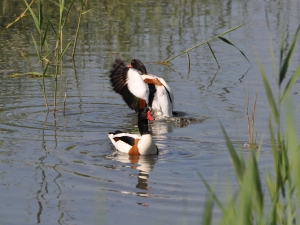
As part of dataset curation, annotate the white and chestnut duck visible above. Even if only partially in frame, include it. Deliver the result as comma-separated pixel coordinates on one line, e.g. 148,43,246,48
108,107,158,155
109,58,174,118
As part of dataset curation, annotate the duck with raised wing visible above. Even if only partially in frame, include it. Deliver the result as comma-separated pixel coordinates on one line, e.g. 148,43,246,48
109,58,174,118
108,107,158,155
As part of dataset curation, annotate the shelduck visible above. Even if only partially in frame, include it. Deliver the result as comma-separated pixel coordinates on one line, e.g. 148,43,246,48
108,107,158,155
109,58,174,118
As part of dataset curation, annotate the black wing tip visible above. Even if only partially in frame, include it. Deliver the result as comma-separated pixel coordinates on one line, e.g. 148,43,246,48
109,57,129,93
118,136,135,146
110,58,126,76
109,58,145,112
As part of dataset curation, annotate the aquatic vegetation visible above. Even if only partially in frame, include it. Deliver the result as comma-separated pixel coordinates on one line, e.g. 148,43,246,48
243,88,258,150
200,25,300,224
163,23,250,69
10,0,89,111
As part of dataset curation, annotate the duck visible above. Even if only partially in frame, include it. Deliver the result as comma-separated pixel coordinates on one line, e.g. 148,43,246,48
109,58,174,118
108,107,158,155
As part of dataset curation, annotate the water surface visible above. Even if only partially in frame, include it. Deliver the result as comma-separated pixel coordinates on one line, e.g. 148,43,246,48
0,0,300,224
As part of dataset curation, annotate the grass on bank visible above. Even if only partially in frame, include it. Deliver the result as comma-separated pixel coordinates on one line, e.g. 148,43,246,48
200,25,300,225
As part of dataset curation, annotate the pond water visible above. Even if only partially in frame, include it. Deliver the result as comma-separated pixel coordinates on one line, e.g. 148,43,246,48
0,0,300,224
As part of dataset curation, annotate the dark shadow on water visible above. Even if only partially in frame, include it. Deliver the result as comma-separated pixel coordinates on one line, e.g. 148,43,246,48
237,66,251,84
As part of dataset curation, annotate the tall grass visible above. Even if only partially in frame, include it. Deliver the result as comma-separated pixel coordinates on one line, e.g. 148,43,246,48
201,25,300,225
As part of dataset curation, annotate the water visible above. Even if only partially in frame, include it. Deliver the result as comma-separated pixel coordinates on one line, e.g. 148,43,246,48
0,0,300,224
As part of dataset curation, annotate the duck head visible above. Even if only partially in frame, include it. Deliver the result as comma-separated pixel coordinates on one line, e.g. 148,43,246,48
128,59,148,75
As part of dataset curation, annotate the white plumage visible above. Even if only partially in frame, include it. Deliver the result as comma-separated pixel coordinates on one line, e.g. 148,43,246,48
109,58,174,118
108,108,158,155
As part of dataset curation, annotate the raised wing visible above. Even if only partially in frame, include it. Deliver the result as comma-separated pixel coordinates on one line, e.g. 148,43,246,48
110,58,149,112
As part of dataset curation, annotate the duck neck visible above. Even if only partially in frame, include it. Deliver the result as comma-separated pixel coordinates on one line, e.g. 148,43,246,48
138,117,150,135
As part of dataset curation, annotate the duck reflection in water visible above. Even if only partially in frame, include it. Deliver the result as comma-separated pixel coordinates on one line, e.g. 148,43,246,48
112,153,157,198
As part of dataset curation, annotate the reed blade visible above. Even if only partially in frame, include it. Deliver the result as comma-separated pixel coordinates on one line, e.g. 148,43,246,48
45,15,58,39
218,36,250,64
31,33,41,61
163,24,245,63
198,173,225,213
268,119,278,176
61,0,75,28
58,41,72,62
207,42,220,68
24,0,40,32
220,122,245,184
250,154,264,213
284,97,300,193
257,57,279,125
41,20,50,47
186,51,191,71
280,65,300,103
202,193,214,225
42,62,49,110
279,25,300,86
82,8,92,15
4,0,34,29
38,0,43,31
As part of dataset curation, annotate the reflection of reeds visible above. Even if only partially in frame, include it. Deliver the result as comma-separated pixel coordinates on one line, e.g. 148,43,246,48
199,25,300,225
244,88,258,150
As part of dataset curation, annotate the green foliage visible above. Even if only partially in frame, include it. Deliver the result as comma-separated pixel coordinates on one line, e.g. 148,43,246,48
21,0,88,111
200,25,300,224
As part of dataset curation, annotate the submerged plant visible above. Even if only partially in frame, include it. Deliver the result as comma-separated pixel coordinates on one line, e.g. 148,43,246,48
200,25,300,224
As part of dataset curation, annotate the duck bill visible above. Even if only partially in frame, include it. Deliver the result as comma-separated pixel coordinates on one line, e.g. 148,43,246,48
127,64,132,68
146,111,155,121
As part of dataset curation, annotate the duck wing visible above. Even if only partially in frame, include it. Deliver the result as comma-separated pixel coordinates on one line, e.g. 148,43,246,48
142,74,174,117
108,132,140,153
110,58,149,112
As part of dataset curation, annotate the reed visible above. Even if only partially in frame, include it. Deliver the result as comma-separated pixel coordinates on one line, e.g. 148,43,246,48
20,0,88,111
163,23,250,68
244,88,258,150
72,1,90,59
24,0,50,110
200,25,300,224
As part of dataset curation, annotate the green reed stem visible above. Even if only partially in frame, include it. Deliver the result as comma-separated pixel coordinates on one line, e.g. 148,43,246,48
72,3,83,59
163,23,246,64
42,61,49,110
207,42,220,68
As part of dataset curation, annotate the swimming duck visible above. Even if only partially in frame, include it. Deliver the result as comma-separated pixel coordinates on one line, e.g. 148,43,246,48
108,107,158,155
109,58,174,118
